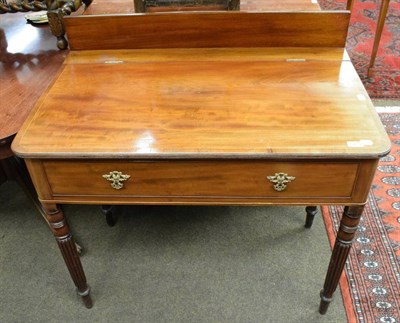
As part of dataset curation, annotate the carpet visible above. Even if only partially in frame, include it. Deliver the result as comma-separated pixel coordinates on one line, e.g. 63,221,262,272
322,107,400,323
318,0,400,99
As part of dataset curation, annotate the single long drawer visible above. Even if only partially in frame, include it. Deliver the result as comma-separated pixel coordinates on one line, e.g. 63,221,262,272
42,160,358,199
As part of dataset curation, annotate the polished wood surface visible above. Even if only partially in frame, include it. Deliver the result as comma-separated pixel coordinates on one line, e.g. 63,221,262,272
0,13,66,143
13,48,390,159
64,11,350,50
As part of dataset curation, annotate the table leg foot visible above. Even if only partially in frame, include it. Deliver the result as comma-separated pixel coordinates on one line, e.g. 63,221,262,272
78,286,93,308
101,205,118,227
56,36,69,50
319,205,364,314
319,290,333,314
47,10,69,50
42,203,92,308
305,206,318,228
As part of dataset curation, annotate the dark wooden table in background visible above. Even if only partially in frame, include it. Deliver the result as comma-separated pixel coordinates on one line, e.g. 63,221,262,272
0,14,66,200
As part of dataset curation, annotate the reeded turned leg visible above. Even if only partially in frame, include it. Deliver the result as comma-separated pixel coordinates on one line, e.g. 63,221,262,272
305,206,318,228
319,205,364,314
42,203,92,308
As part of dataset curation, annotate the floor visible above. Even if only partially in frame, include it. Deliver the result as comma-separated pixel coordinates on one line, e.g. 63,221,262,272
0,181,347,322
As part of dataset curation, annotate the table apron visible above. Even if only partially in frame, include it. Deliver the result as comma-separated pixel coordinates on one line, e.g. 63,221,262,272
25,158,378,206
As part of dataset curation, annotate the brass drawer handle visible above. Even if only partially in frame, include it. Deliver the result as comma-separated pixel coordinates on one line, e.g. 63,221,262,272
267,172,295,191
102,171,131,190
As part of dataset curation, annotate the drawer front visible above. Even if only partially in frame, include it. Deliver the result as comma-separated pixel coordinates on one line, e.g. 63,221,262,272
42,160,358,199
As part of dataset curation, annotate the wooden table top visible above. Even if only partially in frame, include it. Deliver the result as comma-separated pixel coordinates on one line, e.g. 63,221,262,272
0,13,67,142
12,48,391,160
0,0,323,147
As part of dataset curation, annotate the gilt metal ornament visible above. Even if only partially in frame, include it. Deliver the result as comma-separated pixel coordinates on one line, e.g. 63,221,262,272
102,171,130,190
267,172,295,191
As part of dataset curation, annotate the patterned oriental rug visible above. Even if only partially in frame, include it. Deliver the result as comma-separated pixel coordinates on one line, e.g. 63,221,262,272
318,0,400,99
322,108,400,323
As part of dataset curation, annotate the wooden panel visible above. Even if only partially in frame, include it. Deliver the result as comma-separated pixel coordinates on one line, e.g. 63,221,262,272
64,11,350,50
351,159,379,202
25,159,54,201
43,160,358,199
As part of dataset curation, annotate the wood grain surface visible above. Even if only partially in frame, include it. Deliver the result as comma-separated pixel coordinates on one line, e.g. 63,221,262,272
0,13,67,141
12,48,391,159
64,11,350,50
